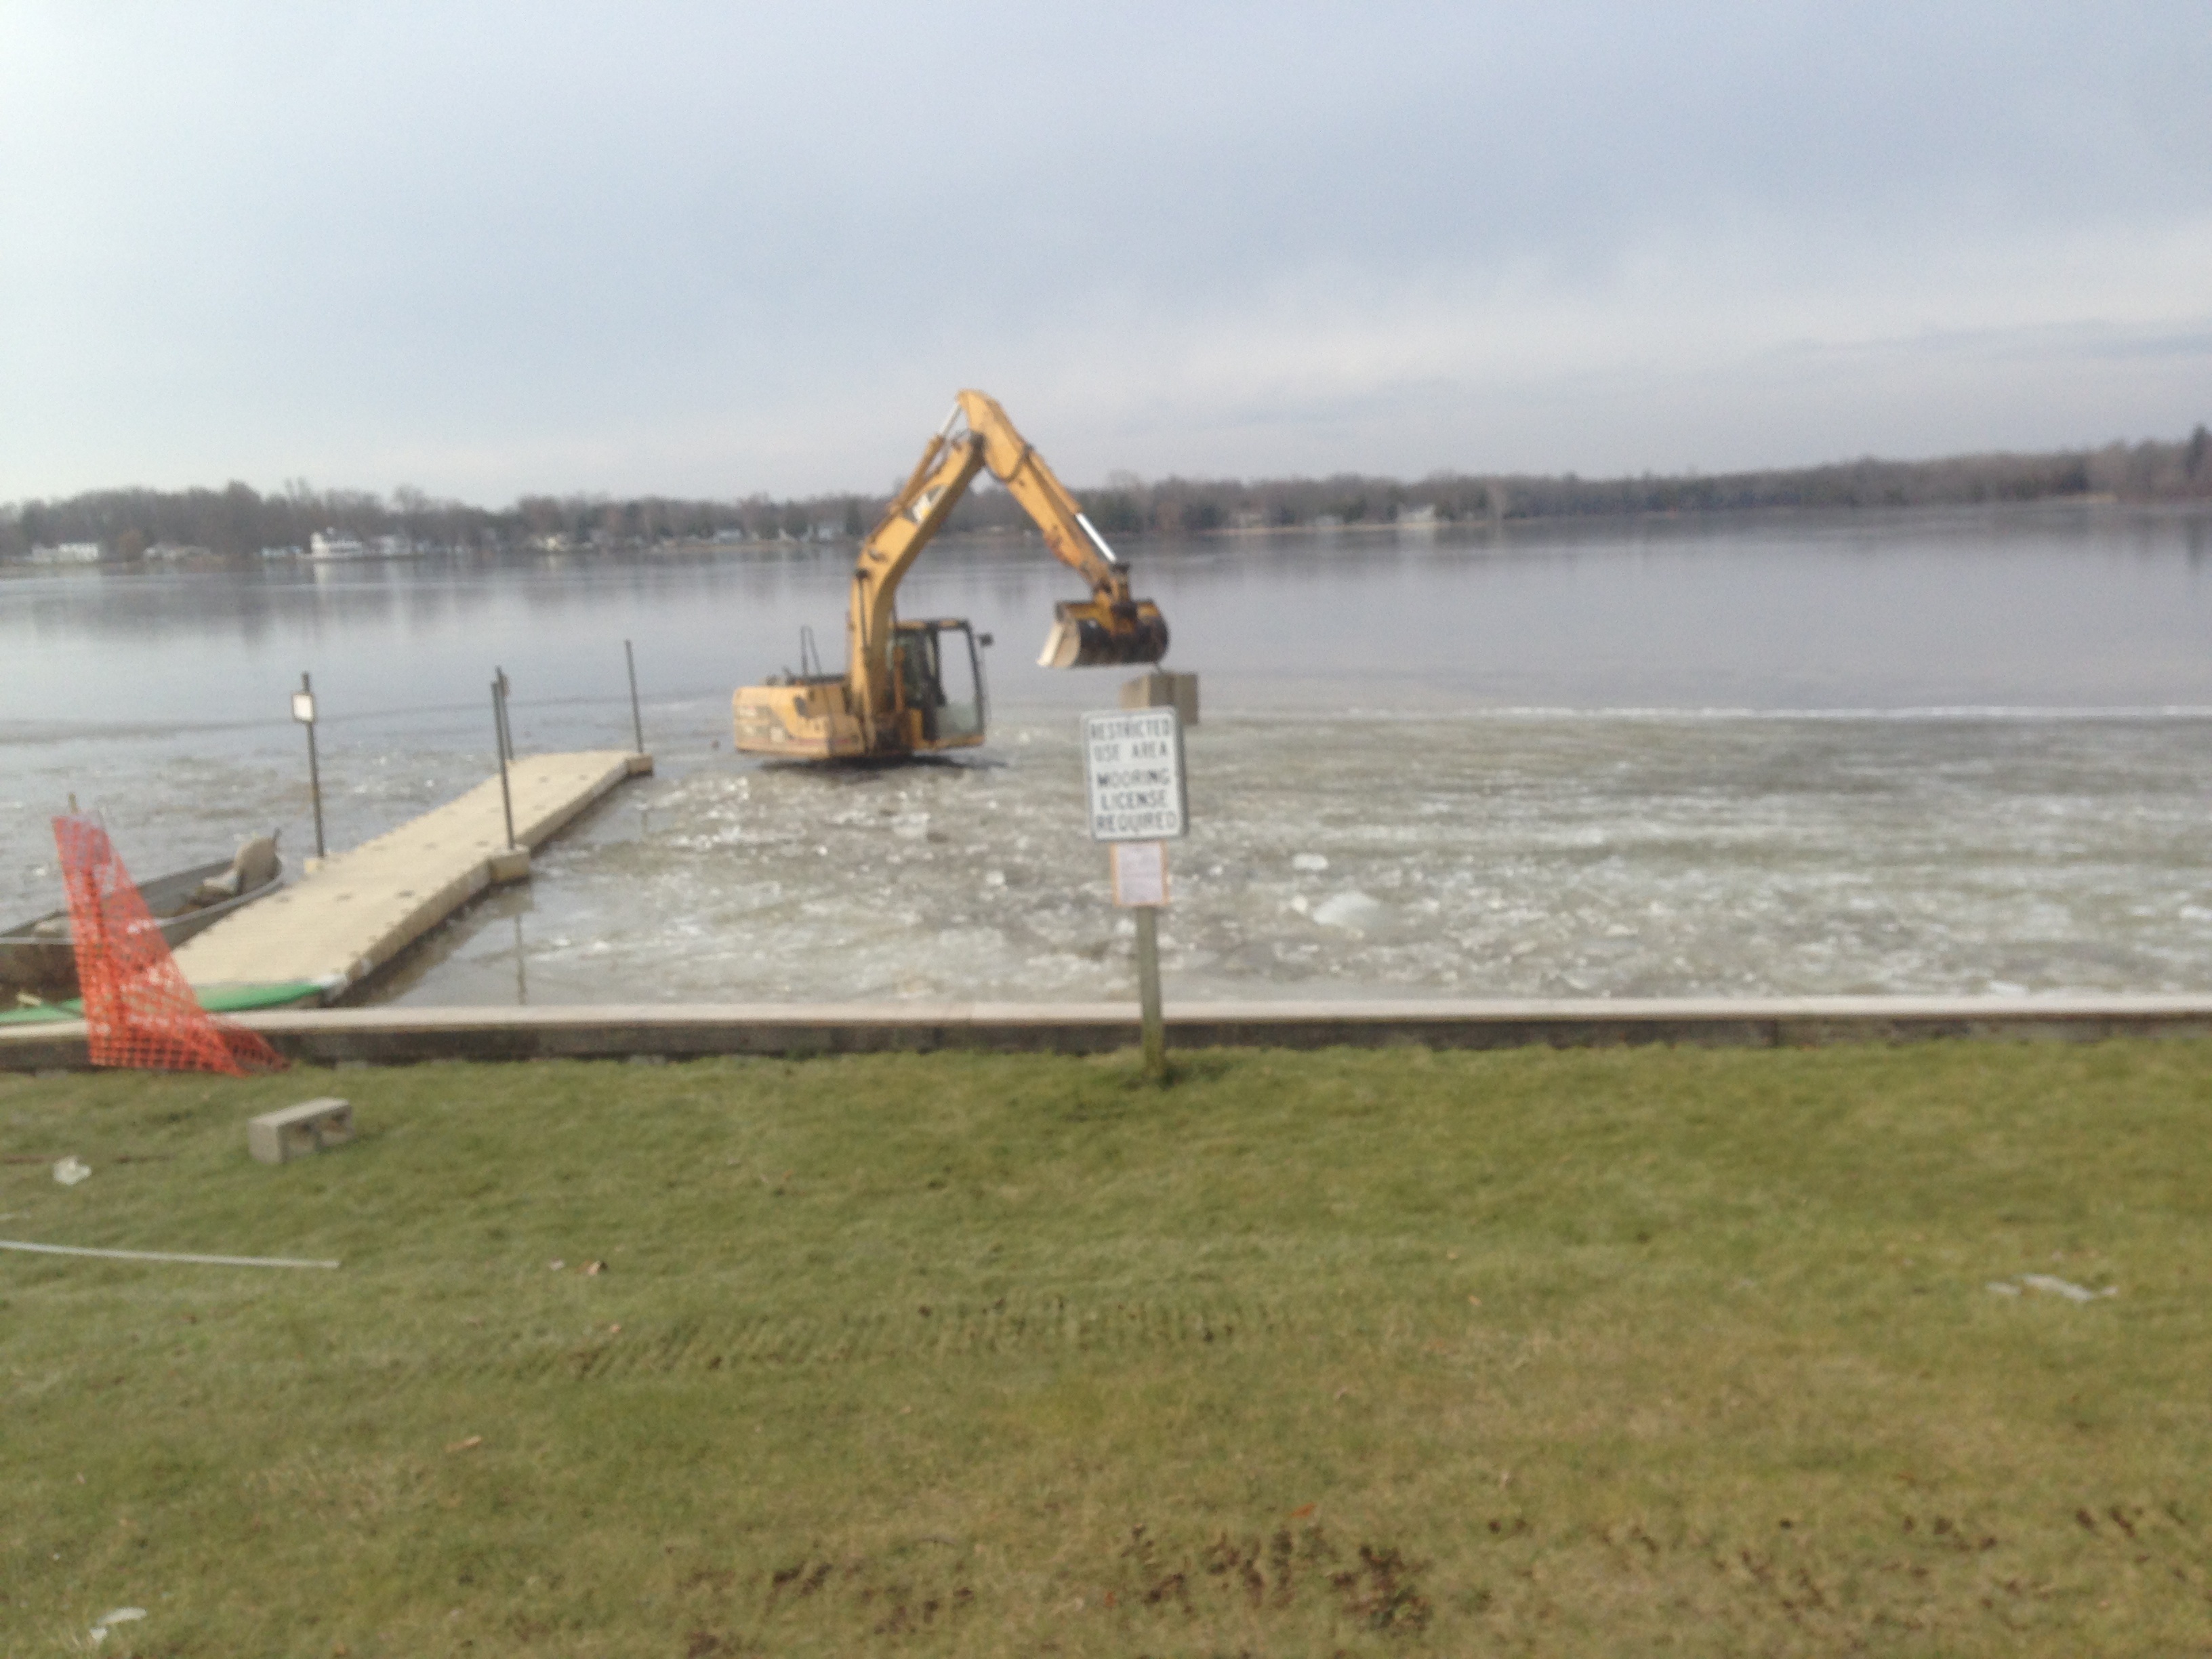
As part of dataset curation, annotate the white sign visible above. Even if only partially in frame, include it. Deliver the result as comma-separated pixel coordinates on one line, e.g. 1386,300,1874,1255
1111,840,1168,907
290,691,316,724
1082,708,1187,841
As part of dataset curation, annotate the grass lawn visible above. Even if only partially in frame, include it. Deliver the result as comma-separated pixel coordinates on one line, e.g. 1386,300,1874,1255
3,1038,2211,1656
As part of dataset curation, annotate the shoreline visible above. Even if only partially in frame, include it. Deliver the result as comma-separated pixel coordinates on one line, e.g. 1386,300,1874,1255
7,495,2208,577
7,992,2212,1071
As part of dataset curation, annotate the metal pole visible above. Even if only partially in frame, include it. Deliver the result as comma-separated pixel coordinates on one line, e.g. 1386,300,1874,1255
302,672,326,859
624,638,644,754
492,680,516,851
1135,905,1166,1081
495,667,513,762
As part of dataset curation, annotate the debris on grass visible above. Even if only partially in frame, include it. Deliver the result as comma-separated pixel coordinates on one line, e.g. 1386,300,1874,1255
0,1239,340,1269
1988,1275,2116,1303
54,1155,91,1186
446,1435,484,1454
90,1607,146,1643
2022,1273,2116,1303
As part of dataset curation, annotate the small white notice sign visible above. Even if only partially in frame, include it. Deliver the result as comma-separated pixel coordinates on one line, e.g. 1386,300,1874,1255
1111,840,1168,907
1082,708,1187,841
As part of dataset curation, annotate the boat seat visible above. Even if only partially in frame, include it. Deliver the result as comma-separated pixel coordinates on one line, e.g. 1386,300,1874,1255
190,836,279,908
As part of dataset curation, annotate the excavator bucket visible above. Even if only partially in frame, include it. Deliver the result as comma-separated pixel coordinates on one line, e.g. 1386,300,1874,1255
1037,598,1171,669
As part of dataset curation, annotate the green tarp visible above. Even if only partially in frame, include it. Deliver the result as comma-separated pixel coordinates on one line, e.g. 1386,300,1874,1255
0,983,323,1025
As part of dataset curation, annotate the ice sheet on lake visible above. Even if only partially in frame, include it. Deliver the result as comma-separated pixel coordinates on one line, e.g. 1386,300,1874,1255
359,710,2212,1007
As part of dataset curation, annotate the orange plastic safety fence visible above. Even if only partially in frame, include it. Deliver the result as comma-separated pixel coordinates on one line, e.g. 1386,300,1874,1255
52,817,285,1076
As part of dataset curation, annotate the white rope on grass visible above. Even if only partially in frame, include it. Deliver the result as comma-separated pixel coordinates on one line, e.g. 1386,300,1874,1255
0,1238,340,1269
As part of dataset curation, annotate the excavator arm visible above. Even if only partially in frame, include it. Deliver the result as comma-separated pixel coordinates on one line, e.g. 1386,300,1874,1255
846,390,1168,718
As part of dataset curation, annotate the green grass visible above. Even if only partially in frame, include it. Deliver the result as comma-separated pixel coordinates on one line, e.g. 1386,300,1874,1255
4,1039,2211,1656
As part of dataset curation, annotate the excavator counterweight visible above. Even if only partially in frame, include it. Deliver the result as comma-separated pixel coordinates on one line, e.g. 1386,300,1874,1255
733,391,1170,762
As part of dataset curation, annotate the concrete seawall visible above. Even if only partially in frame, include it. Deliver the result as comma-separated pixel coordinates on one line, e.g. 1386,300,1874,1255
5,995,2212,1071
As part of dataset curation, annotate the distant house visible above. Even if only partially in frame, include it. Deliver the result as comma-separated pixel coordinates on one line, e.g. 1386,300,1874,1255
143,542,211,561
28,542,101,565
309,531,370,560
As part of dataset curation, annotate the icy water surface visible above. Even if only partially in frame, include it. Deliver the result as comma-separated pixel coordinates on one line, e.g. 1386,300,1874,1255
5,504,2211,1004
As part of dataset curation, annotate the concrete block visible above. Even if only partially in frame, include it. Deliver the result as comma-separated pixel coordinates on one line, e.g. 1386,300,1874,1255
486,847,532,884
249,1097,354,1165
624,753,655,776
1120,670,1200,727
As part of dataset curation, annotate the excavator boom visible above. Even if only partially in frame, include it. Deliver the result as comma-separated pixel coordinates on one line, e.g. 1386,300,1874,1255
733,391,1170,762
952,391,1170,669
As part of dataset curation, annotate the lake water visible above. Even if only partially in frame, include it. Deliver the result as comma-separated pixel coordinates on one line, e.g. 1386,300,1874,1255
5,503,2211,1004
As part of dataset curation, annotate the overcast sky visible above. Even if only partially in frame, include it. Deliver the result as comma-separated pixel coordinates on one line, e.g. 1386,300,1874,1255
4,2,2209,503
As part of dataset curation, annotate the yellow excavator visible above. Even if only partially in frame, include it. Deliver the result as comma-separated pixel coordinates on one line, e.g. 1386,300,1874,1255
732,390,1170,762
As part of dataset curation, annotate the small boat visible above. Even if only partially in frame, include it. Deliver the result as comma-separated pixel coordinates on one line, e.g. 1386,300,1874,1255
1,837,283,1003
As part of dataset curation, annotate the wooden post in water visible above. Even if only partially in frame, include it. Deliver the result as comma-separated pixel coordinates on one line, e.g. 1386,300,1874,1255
491,679,516,851
625,639,644,754
494,667,514,762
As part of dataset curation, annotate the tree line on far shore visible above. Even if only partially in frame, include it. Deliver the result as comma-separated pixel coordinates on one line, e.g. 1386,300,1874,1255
4,428,2207,563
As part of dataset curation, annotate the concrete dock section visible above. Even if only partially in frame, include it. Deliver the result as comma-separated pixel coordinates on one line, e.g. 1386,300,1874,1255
171,751,651,1003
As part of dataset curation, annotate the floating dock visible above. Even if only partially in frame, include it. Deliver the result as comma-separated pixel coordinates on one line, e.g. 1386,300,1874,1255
170,751,652,1004
6,994,2211,1071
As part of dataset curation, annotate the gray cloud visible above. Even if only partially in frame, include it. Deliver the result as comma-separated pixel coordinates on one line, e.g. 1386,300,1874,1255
3,1,2207,499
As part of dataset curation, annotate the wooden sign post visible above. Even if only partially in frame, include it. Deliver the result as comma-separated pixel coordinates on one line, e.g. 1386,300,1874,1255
1082,709,1187,1080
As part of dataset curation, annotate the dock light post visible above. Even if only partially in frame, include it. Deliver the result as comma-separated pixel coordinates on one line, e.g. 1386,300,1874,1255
292,672,326,859
491,675,516,851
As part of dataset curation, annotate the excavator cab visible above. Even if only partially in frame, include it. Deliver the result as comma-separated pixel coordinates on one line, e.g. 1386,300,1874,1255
890,619,989,751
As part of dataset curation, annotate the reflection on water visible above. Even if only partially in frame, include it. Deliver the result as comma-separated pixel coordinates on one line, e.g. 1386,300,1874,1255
5,505,2211,1003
